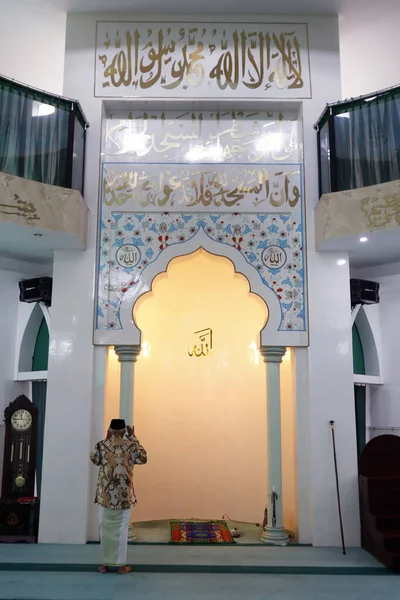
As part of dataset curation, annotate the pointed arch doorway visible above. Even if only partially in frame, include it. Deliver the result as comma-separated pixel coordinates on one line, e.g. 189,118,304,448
133,248,268,523
102,248,298,534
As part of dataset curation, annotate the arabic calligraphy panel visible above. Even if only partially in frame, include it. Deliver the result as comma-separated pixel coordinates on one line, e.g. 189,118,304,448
95,22,311,99
102,163,301,213
103,109,302,164
97,106,306,339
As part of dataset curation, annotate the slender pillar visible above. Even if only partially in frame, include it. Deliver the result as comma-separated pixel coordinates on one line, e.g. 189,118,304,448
259,346,289,545
114,345,141,425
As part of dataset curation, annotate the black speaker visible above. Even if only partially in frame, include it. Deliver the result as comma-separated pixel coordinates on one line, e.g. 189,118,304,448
19,277,52,306
350,279,379,306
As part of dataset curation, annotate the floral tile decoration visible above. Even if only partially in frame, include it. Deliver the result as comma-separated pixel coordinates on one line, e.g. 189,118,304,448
96,108,306,338
97,210,305,332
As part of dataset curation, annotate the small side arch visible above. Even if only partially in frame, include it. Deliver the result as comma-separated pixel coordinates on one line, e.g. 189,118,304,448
354,305,382,377
16,302,51,375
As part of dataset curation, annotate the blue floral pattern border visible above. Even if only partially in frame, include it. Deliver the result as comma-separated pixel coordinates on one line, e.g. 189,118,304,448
97,211,305,332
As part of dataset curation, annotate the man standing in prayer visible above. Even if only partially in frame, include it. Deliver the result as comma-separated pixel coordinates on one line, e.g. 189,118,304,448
90,419,147,574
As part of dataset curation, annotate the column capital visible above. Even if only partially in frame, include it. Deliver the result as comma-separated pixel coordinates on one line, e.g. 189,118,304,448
259,346,286,363
114,344,141,362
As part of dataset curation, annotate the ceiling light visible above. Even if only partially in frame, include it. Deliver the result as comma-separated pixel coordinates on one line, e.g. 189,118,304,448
359,237,368,243
336,259,346,266
32,101,55,117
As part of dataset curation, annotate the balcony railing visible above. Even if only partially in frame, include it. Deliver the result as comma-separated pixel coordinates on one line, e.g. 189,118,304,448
0,75,89,194
315,85,400,197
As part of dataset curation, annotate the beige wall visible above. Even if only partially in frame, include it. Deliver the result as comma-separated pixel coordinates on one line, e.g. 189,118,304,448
104,249,297,530
0,0,66,94
340,2,400,98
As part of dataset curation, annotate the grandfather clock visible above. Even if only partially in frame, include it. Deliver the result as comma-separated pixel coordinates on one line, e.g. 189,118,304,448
0,395,40,542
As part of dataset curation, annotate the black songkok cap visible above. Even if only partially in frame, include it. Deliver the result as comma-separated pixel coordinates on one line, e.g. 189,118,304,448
110,419,126,430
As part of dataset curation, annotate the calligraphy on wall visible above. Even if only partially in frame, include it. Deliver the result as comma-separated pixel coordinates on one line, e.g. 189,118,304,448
102,164,301,213
95,22,311,98
96,107,306,339
104,109,302,164
188,328,213,357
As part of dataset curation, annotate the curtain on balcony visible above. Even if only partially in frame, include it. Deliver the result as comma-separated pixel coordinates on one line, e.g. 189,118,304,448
0,80,70,187
334,92,400,191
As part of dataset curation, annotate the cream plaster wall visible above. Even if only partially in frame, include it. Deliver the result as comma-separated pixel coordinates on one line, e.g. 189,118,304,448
36,11,360,546
0,0,66,94
339,1,400,98
0,0,397,547
0,269,31,491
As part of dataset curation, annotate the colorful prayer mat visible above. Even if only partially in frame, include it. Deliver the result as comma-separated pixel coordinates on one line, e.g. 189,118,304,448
170,521,235,544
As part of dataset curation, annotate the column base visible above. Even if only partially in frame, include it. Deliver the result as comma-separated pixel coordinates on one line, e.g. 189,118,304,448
128,525,136,542
261,526,289,546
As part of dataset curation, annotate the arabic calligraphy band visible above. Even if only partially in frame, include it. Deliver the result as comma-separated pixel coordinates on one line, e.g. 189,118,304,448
98,26,306,94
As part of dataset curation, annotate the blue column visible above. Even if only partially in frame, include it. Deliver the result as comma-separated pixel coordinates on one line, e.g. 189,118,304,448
259,345,289,545
114,345,141,425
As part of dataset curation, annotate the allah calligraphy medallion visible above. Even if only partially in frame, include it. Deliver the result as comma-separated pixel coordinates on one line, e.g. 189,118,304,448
262,245,287,270
116,244,141,268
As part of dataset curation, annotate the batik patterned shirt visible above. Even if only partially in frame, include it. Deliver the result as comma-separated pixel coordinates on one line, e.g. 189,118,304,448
90,434,147,510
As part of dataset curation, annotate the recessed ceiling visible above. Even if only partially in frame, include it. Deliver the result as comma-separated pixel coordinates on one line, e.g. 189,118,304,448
319,228,400,270
35,0,347,15
19,0,400,21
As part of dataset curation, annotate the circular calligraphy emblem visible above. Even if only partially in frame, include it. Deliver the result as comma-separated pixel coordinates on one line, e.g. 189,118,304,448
116,244,141,269
262,245,287,270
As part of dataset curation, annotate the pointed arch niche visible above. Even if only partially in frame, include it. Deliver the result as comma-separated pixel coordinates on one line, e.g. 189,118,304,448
15,302,50,381
104,249,298,533
352,304,383,385
352,303,383,455
118,229,283,347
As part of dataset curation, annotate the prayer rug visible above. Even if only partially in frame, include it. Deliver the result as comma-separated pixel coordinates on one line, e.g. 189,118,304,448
170,520,235,544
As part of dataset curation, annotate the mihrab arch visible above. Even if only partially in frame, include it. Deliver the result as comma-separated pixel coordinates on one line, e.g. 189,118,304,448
119,228,281,345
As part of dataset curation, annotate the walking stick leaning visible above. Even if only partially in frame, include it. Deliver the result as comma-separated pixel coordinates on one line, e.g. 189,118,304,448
330,421,346,555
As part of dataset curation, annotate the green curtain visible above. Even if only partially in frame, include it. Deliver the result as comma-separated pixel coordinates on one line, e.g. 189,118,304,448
352,324,366,458
0,80,70,187
334,93,400,191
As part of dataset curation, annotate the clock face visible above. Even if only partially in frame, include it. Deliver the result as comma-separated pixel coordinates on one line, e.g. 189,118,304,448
11,409,32,432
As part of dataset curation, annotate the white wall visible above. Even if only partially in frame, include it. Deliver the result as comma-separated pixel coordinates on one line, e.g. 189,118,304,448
36,11,361,547
352,263,400,436
38,9,101,542
302,19,360,546
339,1,400,98
0,269,30,492
0,0,66,94
0,0,65,489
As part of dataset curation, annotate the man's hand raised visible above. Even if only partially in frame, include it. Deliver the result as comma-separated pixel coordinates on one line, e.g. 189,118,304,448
126,425,135,438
